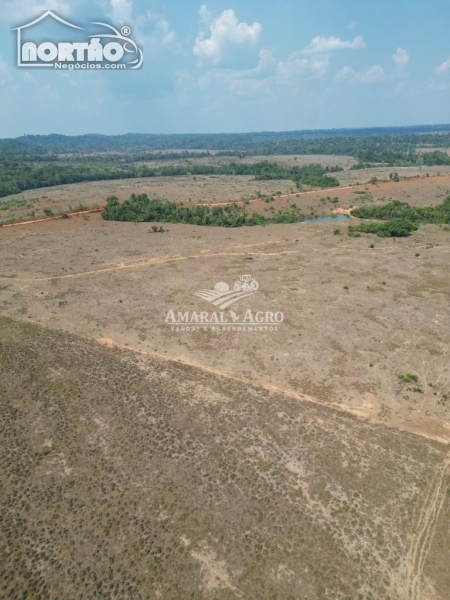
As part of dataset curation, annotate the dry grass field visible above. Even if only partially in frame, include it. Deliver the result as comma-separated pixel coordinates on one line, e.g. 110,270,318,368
0,175,295,225
1,169,450,599
1,152,450,225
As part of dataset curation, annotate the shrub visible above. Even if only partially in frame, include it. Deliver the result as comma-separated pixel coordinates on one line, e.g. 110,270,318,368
351,197,450,224
398,373,418,383
348,218,418,237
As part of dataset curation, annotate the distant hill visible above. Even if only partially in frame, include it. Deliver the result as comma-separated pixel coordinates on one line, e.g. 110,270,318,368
2,124,450,156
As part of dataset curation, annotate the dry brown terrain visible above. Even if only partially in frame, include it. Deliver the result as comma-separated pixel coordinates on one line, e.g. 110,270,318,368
0,175,295,225
2,152,450,225
1,316,449,600
1,171,450,599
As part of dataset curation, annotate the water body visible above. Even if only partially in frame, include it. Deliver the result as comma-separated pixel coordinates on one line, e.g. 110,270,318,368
302,214,349,224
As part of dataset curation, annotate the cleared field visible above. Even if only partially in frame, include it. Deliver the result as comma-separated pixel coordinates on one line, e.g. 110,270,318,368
135,153,356,169
1,317,449,600
238,172,450,218
335,166,450,186
1,172,450,599
2,152,450,225
416,148,450,154
1,201,450,442
0,175,295,225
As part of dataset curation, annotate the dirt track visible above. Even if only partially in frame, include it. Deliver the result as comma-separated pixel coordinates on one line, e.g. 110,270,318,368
1,190,450,597
1,210,449,444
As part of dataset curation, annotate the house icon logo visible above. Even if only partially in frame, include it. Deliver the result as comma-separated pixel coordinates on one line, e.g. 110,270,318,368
12,10,143,70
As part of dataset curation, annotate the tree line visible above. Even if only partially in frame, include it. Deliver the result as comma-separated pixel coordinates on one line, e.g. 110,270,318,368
2,126,450,156
351,198,450,224
102,194,308,227
348,219,418,237
0,161,339,198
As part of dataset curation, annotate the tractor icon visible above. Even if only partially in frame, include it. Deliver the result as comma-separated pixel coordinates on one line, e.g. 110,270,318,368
233,275,259,293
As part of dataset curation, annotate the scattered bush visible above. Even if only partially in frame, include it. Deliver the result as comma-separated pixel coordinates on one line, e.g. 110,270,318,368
348,218,418,237
351,197,450,224
398,373,418,383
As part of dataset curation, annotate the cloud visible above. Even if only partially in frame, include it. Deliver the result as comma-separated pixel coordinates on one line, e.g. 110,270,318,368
301,35,365,55
336,65,385,84
354,65,385,83
198,42,334,99
109,0,133,25
194,26,368,97
348,21,357,30
335,66,355,82
3,0,70,22
276,52,330,82
194,6,262,66
191,14,368,99
272,34,365,82
199,5,213,25
146,11,176,45
392,47,409,67
235,48,276,79
198,48,276,97
436,57,450,75
271,34,366,84
106,1,176,50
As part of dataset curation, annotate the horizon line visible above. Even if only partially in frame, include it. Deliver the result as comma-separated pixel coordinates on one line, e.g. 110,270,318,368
3,122,450,141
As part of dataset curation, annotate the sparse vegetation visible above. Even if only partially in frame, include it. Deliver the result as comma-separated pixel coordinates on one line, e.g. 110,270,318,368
0,316,447,600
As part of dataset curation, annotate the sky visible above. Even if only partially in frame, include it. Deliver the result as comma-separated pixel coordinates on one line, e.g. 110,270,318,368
0,0,450,137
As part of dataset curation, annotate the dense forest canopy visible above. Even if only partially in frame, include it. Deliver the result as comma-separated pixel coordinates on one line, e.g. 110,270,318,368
1,125,450,157
1,126,450,199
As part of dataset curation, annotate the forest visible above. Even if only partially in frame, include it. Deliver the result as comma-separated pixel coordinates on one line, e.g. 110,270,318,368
0,161,339,198
1,126,450,198
351,197,450,224
2,125,450,155
102,194,308,227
